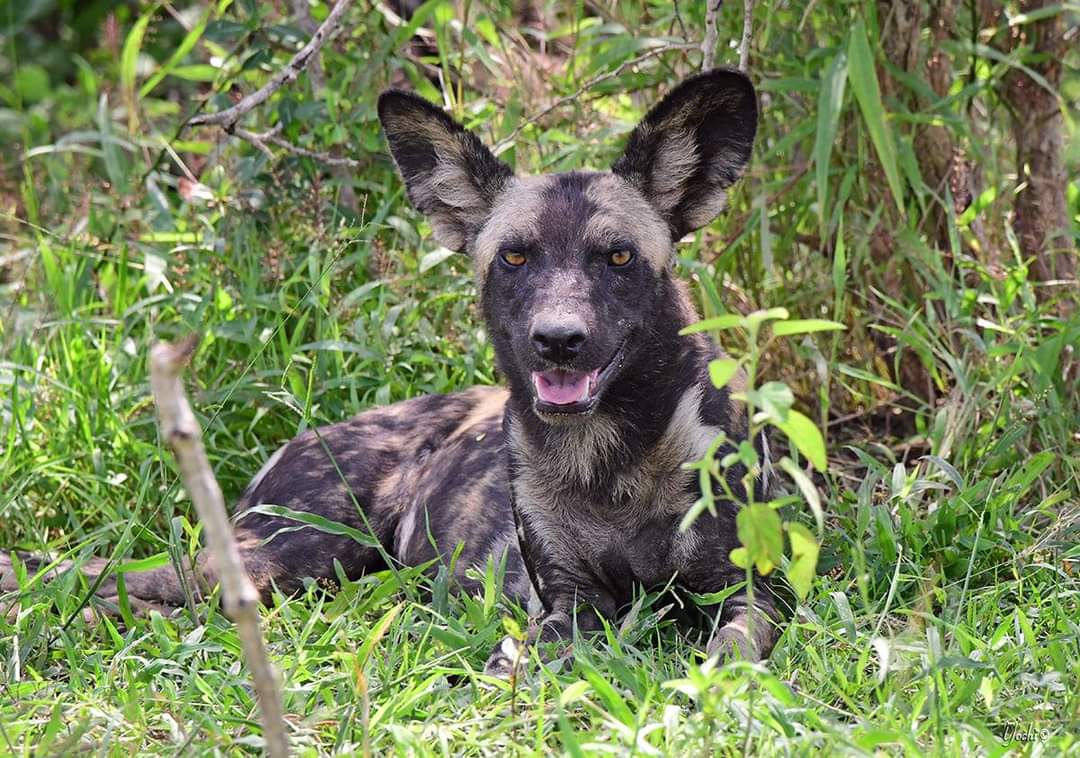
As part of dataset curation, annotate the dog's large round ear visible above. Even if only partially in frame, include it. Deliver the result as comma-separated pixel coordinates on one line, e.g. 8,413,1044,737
378,91,513,252
611,69,758,240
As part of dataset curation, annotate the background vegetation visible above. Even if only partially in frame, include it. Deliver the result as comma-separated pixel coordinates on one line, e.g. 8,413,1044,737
1,0,1077,753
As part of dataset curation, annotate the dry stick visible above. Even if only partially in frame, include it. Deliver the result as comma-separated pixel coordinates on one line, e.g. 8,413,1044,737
190,0,351,130
738,0,754,71
702,0,722,70
494,43,698,152
149,337,290,758
702,0,754,71
289,0,362,213
235,126,361,168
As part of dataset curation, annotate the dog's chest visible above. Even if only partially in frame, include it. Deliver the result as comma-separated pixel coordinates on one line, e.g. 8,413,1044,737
513,446,705,588
509,385,723,594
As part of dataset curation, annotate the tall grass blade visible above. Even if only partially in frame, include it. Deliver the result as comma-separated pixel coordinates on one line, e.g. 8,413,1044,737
847,19,905,216
815,50,847,240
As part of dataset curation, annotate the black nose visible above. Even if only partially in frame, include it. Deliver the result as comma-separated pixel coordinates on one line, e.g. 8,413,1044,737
531,315,587,363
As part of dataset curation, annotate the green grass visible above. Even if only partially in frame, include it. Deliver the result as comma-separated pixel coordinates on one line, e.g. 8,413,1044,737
2,0,1079,754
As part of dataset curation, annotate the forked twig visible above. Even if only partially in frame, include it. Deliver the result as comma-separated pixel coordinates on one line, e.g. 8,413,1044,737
702,0,722,70
702,0,754,71
149,336,290,758
738,0,755,70
494,43,698,152
190,0,351,130
235,127,362,168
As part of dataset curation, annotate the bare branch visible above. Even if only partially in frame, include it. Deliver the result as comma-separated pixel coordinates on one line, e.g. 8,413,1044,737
702,0,721,70
702,0,754,71
234,127,362,168
739,0,755,71
495,43,698,152
190,0,351,130
149,336,290,758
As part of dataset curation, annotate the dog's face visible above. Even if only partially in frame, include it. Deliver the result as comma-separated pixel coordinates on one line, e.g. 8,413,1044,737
379,71,757,424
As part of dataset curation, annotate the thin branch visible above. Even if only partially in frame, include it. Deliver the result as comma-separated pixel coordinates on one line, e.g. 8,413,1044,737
149,336,290,758
702,0,722,70
235,127,362,168
190,0,351,130
494,42,698,152
739,0,755,70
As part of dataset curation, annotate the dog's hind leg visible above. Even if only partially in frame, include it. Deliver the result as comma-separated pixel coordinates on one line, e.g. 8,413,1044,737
1,518,384,619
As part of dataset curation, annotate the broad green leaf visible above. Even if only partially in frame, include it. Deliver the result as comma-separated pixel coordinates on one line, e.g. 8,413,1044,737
419,247,457,272
559,680,591,706
744,308,790,332
751,381,794,422
785,522,819,601
708,358,741,389
679,314,743,335
14,64,50,103
772,319,846,336
773,409,827,471
729,546,749,569
779,457,824,535
848,19,905,215
502,616,524,640
736,503,783,576
815,51,847,240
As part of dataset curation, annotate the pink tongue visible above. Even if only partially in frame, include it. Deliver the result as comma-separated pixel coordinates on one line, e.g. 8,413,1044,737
533,370,595,405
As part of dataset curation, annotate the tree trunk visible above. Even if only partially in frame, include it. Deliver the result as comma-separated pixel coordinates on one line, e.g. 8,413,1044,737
1002,0,1076,302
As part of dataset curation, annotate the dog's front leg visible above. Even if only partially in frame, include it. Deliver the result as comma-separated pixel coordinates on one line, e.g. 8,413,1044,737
706,586,781,663
484,581,614,680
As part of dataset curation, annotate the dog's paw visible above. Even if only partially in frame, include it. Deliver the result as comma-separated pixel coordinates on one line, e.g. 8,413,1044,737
483,635,527,681
707,623,760,663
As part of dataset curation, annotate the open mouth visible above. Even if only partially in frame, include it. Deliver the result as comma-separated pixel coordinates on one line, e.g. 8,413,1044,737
530,345,625,415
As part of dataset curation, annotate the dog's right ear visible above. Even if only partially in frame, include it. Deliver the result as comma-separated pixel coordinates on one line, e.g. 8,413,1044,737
378,91,513,252
612,69,758,241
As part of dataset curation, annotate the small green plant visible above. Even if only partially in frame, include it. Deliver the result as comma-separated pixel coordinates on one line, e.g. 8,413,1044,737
680,310,844,611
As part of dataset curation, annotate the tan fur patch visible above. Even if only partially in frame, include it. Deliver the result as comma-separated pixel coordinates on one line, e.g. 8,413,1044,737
472,176,547,290
584,175,673,272
447,386,509,442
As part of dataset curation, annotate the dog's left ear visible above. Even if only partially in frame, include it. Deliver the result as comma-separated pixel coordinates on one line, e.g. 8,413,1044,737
378,90,513,252
612,69,758,240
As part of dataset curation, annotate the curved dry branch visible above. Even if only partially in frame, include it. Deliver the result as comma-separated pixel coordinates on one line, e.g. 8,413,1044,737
190,0,351,131
739,0,754,70
702,0,722,70
149,336,290,758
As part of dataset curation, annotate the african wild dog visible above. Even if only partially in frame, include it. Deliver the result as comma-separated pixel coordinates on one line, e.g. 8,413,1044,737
0,69,782,673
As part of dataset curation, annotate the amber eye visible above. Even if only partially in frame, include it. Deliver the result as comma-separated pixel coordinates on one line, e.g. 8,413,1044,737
501,251,527,267
609,249,634,267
